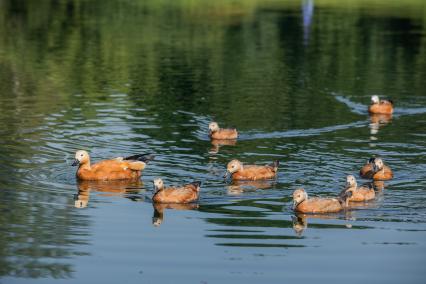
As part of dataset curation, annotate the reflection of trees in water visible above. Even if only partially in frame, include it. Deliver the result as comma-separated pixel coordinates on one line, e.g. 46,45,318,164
1,0,425,133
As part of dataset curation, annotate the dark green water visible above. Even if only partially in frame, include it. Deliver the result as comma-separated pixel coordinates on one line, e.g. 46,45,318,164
1,0,426,283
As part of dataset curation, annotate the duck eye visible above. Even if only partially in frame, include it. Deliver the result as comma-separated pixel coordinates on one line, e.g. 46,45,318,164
80,154,84,157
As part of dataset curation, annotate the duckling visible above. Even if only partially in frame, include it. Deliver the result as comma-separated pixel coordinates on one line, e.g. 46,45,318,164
360,157,393,180
292,188,352,214
341,175,375,202
368,95,394,114
152,178,201,204
72,150,154,181
224,159,279,181
209,122,238,140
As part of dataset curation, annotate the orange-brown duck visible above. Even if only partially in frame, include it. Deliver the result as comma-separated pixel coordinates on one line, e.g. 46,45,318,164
292,188,352,214
368,95,393,114
72,150,154,181
152,178,201,204
224,159,279,181
360,157,393,180
209,122,238,140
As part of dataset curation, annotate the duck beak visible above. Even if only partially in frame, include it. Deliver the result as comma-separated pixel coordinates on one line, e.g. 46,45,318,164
72,159,80,166
292,200,298,210
223,171,229,179
372,163,378,173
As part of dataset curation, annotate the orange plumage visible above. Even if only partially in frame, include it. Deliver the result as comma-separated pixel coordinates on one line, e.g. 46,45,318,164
359,157,393,180
292,188,351,214
152,179,201,204
225,159,279,181
209,122,238,140
368,95,393,114
72,150,154,181
341,175,375,202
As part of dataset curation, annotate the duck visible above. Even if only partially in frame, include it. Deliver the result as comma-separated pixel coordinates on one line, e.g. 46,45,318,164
224,159,279,181
72,150,154,181
292,188,352,213
152,178,201,204
359,157,393,180
368,95,394,114
340,175,375,202
209,122,238,140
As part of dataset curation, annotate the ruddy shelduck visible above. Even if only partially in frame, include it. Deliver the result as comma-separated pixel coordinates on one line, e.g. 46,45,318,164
224,159,279,181
292,188,352,213
152,178,201,204
72,150,154,181
340,175,375,202
360,157,393,180
209,122,238,140
368,95,394,114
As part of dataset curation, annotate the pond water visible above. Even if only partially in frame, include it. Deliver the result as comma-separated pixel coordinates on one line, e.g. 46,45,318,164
1,0,426,283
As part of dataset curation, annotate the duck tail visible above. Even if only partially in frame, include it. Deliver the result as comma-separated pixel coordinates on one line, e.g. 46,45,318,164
124,154,155,163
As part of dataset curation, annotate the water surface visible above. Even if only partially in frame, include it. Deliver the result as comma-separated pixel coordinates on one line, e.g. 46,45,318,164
1,0,426,283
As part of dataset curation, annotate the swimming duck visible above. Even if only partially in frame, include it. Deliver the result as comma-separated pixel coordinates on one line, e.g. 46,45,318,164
152,178,201,204
224,159,279,181
292,188,352,213
209,122,238,140
359,157,393,180
340,175,375,202
368,95,394,114
72,150,154,181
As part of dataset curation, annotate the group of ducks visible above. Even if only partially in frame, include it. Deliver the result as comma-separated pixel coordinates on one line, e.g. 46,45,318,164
71,95,394,214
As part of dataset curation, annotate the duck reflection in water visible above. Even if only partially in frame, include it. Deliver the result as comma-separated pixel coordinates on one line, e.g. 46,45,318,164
74,179,143,208
152,203,199,227
292,211,354,237
369,113,392,137
227,180,274,195
209,138,237,154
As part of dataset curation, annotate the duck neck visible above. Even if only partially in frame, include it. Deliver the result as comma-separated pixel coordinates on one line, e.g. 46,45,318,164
346,185,357,191
80,161,91,171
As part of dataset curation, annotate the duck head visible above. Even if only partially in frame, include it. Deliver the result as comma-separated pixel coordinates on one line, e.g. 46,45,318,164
371,95,380,104
208,122,220,133
224,159,243,178
372,158,384,173
72,150,90,167
292,188,308,209
346,175,357,189
153,178,164,192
